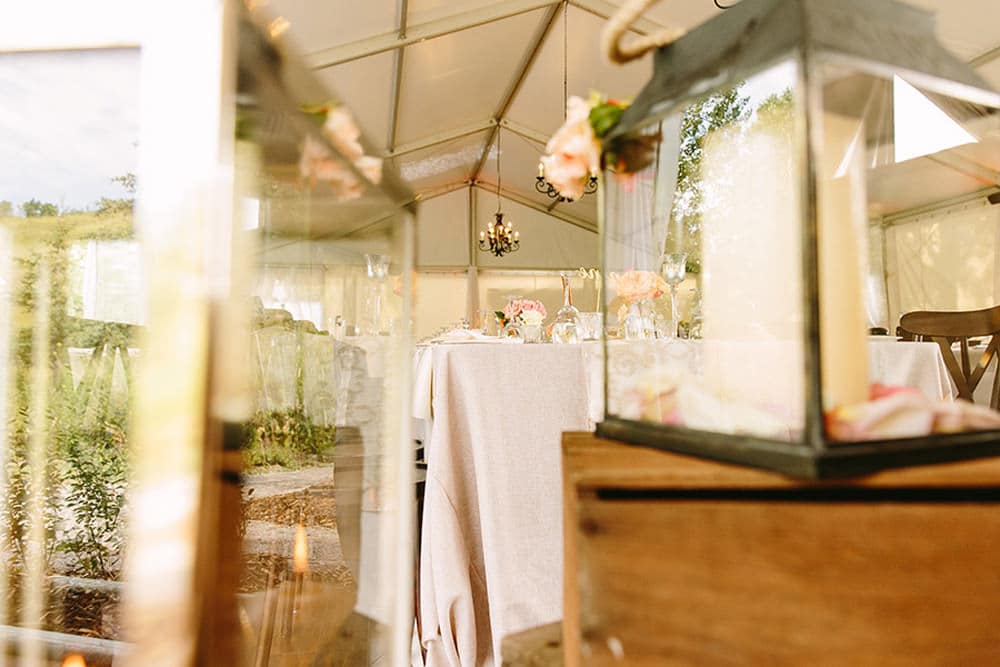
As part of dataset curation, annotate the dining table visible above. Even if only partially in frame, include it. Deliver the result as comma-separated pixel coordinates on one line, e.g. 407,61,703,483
412,335,958,667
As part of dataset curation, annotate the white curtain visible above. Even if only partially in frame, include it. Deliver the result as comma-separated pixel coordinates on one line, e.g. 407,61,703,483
603,118,679,275
866,225,889,329
884,198,1000,327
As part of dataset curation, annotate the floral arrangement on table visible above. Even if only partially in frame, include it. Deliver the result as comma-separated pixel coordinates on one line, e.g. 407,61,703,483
391,271,418,298
299,103,383,200
612,270,666,303
495,299,547,329
610,269,667,325
519,309,545,327
540,92,660,200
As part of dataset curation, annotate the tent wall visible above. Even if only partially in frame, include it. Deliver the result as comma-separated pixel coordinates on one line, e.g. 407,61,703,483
416,188,469,266
472,187,598,269
412,268,601,340
414,186,598,270
882,195,1000,328
411,185,600,338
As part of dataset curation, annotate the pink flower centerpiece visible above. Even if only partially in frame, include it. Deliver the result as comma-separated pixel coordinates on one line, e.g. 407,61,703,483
496,299,547,329
501,299,547,324
612,270,667,304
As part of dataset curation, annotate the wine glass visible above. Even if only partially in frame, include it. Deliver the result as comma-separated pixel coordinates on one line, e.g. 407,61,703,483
687,287,703,339
364,254,390,335
552,271,580,344
661,252,688,338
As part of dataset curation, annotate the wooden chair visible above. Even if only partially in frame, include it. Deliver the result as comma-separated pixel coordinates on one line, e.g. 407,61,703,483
899,305,1000,409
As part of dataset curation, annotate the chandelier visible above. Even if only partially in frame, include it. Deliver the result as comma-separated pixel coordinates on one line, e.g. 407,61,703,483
535,0,597,203
479,130,520,257
536,167,597,202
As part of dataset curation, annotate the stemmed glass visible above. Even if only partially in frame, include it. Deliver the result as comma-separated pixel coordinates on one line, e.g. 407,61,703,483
552,271,580,344
364,254,390,334
661,252,688,339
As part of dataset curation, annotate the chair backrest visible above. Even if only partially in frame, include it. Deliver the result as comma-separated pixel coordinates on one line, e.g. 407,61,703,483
899,305,1000,409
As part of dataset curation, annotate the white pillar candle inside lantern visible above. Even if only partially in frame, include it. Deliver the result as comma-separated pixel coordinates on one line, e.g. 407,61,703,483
817,112,870,410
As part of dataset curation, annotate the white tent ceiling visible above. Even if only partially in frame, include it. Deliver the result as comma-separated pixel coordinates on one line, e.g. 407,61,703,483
263,0,1000,229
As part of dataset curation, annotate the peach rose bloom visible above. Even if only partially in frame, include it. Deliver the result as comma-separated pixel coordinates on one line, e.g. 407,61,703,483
299,135,363,200
322,106,364,160
613,270,666,303
354,155,384,185
541,96,600,201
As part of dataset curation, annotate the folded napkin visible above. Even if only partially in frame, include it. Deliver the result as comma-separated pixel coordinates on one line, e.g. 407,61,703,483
430,328,495,343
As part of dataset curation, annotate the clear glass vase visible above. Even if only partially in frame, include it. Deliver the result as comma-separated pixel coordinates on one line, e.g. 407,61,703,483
520,323,542,343
552,271,580,344
623,302,644,340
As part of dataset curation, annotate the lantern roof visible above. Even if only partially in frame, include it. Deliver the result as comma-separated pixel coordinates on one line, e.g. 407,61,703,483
610,0,999,143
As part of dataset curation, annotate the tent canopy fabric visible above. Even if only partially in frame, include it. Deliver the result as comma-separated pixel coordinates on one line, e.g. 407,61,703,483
264,0,1000,230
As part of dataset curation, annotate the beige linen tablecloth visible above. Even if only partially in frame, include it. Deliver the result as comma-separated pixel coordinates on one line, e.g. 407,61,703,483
418,343,592,667
868,339,955,401
415,338,956,667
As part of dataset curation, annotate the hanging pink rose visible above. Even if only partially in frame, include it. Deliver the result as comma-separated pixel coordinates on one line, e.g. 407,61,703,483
299,104,383,199
541,97,601,201
354,155,383,184
565,95,592,125
299,135,363,200
322,106,364,160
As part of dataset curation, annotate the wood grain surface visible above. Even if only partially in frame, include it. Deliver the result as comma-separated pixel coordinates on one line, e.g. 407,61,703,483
562,432,1000,666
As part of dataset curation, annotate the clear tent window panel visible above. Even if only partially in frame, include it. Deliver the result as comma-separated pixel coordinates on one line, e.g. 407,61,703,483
0,46,140,664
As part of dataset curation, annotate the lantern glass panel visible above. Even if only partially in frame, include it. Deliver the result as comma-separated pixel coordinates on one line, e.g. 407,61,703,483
603,59,808,443
598,0,1000,476
816,60,1000,441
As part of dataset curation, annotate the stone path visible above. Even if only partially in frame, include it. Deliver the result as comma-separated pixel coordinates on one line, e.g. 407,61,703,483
243,465,334,499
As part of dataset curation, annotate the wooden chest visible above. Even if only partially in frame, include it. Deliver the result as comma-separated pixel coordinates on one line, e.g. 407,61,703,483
562,431,1000,666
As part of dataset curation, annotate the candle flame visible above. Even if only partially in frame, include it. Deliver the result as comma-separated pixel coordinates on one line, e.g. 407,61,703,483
62,655,86,667
293,524,309,574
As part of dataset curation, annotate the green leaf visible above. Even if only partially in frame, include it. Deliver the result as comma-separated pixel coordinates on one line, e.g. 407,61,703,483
589,103,625,138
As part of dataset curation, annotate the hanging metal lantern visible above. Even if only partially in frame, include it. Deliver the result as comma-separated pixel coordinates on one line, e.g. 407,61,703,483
597,0,1000,477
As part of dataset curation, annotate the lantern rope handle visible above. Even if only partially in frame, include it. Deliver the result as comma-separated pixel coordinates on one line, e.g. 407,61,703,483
601,0,685,64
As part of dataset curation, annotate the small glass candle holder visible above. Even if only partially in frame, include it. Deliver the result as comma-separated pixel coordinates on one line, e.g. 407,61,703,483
577,312,603,341
520,323,542,343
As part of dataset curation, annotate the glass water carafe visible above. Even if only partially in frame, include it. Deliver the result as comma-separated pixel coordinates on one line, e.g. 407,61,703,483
552,271,580,344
